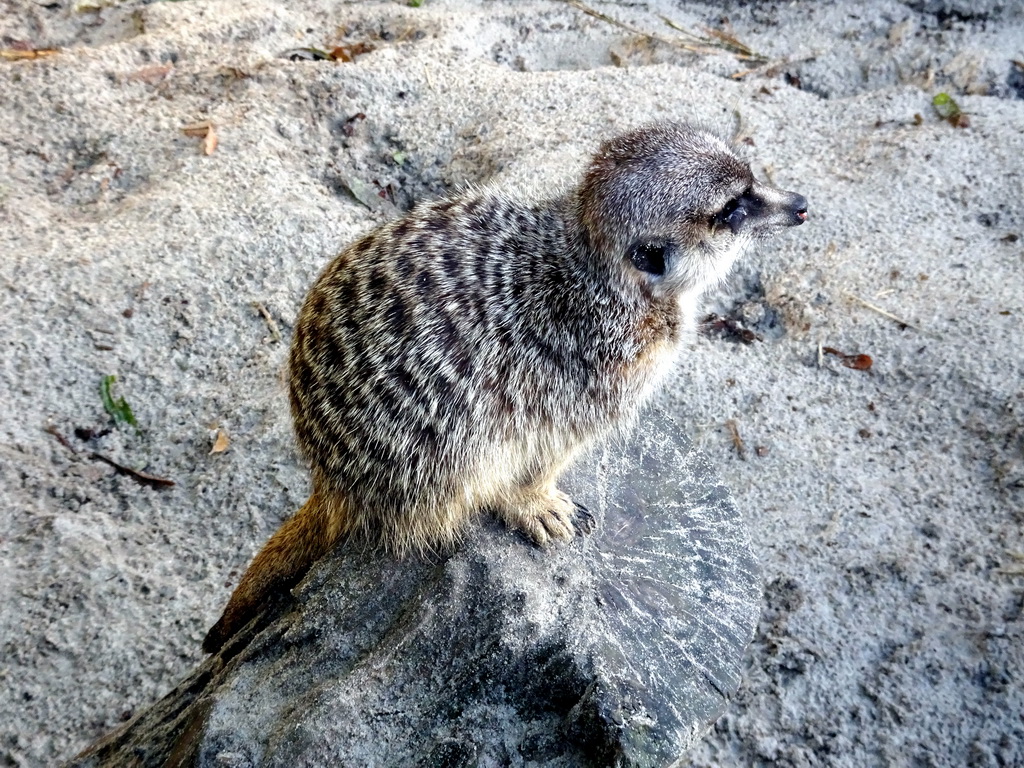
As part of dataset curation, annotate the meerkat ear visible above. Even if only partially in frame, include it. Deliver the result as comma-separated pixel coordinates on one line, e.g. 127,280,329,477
627,240,673,277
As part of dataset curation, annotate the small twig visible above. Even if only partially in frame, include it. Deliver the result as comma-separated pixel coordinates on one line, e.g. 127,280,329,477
44,424,175,488
43,424,77,453
661,17,766,61
657,15,714,44
998,551,1024,575
724,419,746,459
730,52,817,80
701,24,759,58
1,48,59,61
181,120,214,136
90,453,176,488
252,301,282,343
566,0,690,50
844,292,939,338
565,0,762,59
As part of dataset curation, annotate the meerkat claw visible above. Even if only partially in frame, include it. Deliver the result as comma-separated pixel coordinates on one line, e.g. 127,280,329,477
523,518,552,547
572,502,596,536
498,486,577,546
542,506,575,542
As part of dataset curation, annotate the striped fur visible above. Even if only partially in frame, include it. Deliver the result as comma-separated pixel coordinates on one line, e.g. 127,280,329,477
202,122,807,652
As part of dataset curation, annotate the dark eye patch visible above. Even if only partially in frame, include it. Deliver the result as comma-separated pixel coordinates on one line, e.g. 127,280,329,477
712,189,762,234
717,197,740,220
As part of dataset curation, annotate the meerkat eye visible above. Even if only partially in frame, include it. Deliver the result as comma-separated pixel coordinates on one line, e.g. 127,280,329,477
711,197,740,227
717,198,740,220
712,196,749,233
627,241,670,277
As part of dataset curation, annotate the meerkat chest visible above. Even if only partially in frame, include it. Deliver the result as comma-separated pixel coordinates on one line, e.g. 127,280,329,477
609,294,685,400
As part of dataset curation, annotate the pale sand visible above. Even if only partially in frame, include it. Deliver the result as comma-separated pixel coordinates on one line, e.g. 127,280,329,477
1,1,1021,765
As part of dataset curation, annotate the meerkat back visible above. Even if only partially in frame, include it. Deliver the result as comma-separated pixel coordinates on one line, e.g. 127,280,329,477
202,122,807,653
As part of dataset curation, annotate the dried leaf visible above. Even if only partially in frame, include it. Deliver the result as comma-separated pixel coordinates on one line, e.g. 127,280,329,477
730,53,815,81
219,66,249,80
329,42,375,62
342,174,381,209
724,419,746,459
210,429,230,454
203,125,218,155
126,64,172,84
181,120,213,137
822,347,873,371
282,41,374,63
182,121,217,155
329,46,353,63
252,301,282,343
700,313,762,344
342,112,367,137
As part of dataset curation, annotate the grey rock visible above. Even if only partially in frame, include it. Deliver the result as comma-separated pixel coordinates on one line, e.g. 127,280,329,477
65,412,760,768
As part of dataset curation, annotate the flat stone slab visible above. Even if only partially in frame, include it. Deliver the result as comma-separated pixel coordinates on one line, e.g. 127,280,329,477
67,411,760,768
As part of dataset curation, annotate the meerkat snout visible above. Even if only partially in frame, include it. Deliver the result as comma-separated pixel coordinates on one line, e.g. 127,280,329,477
719,182,808,237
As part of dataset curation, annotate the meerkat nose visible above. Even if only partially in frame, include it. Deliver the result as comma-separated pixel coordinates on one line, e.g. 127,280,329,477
791,194,809,224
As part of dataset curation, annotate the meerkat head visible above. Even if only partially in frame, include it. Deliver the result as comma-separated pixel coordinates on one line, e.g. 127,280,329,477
578,122,807,297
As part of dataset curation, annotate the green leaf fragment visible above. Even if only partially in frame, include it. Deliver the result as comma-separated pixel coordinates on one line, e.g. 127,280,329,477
932,92,961,120
101,374,138,428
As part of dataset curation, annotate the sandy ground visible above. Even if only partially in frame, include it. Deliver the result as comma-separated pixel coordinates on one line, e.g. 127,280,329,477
1,0,1022,766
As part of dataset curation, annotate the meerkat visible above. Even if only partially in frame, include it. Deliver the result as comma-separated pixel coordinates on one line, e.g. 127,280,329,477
202,122,807,653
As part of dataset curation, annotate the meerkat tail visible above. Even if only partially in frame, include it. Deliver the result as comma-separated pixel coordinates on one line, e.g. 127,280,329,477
202,490,349,654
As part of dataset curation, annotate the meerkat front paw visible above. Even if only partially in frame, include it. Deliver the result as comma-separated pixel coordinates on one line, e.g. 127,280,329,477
497,486,587,546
